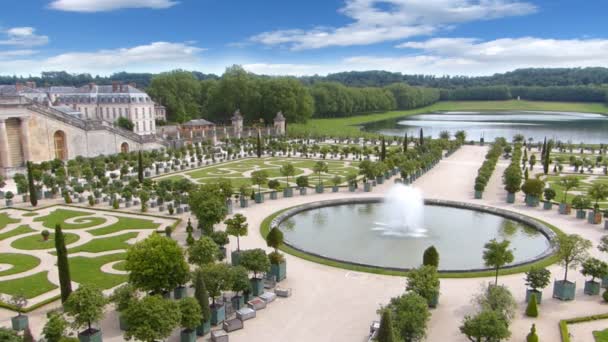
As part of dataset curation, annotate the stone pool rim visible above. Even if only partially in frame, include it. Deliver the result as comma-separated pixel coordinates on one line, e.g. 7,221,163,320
269,197,558,274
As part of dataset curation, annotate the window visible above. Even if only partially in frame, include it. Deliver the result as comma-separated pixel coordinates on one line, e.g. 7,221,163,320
53,131,67,160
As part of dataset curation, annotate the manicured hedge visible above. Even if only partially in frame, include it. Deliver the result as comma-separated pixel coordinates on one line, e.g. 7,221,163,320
474,138,507,193
559,313,608,342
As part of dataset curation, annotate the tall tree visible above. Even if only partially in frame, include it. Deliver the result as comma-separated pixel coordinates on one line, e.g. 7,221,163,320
403,133,408,152
137,150,144,184
189,184,228,234
376,310,396,342
54,224,72,303
381,137,387,161
483,239,514,286
147,71,202,123
419,128,424,146
27,161,37,207
193,269,211,324
256,131,263,158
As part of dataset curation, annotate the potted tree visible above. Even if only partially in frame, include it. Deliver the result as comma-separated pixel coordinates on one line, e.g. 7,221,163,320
406,265,440,308
581,257,608,295
296,176,309,195
239,186,251,208
524,267,551,303
553,234,592,300
521,178,544,207
572,195,591,219
210,231,229,261
109,284,136,331
200,263,231,325
9,294,28,331
251,170,268,204
41,229,50,241
482,239,514,286
331,175,342,192
179,297,202,342
193,269,212,336
229,265,251,310
122,295,180,342
503,164,521,203
4,191,14,207
267,179,281,200
225,213,248,266
266,227,287,282
280,163,296,197
543,188,556,210
239,248,271,296
313,161,328,193
63,285,107,342
558,176,580,214
588,183,608,224
347,173,358,192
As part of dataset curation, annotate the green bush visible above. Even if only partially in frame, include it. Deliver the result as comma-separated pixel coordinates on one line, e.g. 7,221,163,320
527,324,539,342
422,246,439,268
603,290,608,302
525,293,538,317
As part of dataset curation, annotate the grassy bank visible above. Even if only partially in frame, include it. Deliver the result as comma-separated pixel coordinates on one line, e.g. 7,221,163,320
288,100,608,137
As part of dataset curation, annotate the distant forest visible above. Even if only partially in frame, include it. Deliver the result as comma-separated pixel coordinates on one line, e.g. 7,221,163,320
4,67,608,89
1,67,607,122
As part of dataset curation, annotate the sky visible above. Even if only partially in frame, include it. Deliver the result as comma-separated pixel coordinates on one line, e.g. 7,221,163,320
0,0,607,77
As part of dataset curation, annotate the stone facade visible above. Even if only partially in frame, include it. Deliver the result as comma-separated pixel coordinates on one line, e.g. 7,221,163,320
0,82,159,136
0,96,162,177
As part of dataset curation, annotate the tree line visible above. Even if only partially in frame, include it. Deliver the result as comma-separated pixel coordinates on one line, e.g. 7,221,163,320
147,67,440,123
440,85,608,102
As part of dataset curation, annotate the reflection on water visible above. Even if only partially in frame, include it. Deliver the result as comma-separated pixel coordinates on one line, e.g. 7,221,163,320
279,203,550,270
365,111,608,143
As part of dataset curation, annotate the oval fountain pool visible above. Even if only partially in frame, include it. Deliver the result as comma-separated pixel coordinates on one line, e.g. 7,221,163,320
273,197,555,272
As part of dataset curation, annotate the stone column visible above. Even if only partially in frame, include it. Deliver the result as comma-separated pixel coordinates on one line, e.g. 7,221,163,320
0,119,10,168
20,117,31,161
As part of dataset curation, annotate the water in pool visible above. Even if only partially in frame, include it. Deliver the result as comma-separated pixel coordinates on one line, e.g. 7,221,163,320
278,202,550,270
364,111,608,144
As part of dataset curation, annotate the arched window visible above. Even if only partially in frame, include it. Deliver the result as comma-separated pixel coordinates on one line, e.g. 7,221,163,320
120,142,129,153
54,131,67,160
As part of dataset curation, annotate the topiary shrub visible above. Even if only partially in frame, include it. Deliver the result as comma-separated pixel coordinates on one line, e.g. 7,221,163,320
423,246,439,267
526,324,539,342
525,293,538,317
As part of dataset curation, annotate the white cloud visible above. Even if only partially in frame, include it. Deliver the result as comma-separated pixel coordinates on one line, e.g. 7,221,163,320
250,0,536,50
0,27,49,47
49,0,178,12
243,37,608,76
0,50,38,59
0,41,204,76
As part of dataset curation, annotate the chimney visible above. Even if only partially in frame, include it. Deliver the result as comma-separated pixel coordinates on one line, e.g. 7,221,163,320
25,81,36,89
15,82,23,92
112,81,119,93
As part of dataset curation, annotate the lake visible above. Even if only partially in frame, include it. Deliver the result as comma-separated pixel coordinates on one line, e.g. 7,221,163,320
364,111,608,144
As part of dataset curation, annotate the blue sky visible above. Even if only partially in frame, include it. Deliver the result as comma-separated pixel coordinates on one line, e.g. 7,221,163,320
0,0,607,76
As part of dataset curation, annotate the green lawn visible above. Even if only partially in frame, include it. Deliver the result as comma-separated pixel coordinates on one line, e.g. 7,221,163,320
112,260,126,271
10,232,79,250
88,216,160,236
594,329,608,342
66,232,138,253
69,253,127,289
0,271,57,298
183,157,360,189
545,175,608,209
288,100,608,137
0,253,40,276
35,209,106,229
21,212,39,217
0,212,20,229
0,225,35,241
